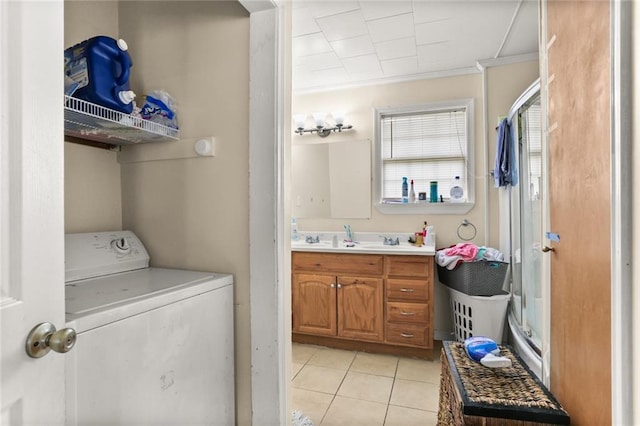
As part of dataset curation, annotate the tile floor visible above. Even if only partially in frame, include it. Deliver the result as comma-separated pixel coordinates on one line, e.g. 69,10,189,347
291,343,442,425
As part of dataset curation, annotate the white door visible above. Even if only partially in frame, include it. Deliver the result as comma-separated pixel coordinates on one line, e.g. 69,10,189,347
1,1,66,424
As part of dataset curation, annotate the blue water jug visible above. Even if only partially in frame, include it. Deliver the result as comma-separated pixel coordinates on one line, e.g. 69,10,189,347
64,36,136,114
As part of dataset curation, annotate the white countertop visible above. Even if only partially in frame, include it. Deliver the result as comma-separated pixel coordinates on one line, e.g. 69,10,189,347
291,231,436,256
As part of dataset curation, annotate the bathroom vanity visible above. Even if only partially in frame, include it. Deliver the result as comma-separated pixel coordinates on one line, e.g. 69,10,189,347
291,234,436,358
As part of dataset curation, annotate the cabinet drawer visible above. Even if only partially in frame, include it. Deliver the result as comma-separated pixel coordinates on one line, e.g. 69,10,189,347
386,323,431,348
386,279,429,301
293,252,383,275
385,255,433,278
386,302,429,324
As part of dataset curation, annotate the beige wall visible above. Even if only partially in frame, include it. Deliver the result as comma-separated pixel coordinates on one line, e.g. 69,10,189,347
118,2,251,423
64,1,122,233
292,61,538,335
293,62,538,247
64,1,252,423
486,61,540,249
294,73,485,246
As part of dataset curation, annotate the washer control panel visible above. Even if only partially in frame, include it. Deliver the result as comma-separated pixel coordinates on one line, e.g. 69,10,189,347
65,230,150,282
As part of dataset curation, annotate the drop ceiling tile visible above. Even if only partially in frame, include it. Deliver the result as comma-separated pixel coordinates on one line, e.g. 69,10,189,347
348,68,385,83
359,1,413,21
310,67,352,87
293,32,333,57
330,35,376,59
295,51,342,72
291,0,309,10
367,13,415,43
417,56,460,74
375,37,417,61
381,56,418,76
454,35,500,63
457,3,514,49
342,54,382,75
417,42,454,67
412,1,455,24
499,1,539,57
291,0,539,92
415,19,456,45
292,7,321,37
312,66,350,80
308,1,360,19
317,10,369,42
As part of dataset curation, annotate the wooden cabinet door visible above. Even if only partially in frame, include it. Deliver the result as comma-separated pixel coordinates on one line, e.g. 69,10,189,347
292,273,337,336
337,276,383,342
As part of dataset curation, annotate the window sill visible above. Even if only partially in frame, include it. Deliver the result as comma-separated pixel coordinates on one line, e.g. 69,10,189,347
375,201,474,215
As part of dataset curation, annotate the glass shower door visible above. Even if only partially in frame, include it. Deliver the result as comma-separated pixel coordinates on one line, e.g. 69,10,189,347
509,84,543,351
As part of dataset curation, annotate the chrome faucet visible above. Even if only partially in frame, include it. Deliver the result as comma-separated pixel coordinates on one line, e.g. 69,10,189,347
305,235,320,244
382,236,400,246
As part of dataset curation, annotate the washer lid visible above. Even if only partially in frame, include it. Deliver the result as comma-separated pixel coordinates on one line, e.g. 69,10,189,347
65,268,233,332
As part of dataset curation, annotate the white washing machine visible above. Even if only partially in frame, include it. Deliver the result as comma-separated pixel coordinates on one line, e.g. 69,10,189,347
64,231,234,425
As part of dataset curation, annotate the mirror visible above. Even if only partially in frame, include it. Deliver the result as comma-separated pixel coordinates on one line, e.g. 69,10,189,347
291,139,371,219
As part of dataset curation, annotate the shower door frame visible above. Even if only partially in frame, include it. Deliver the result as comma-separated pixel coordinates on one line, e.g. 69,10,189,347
506,79,549,375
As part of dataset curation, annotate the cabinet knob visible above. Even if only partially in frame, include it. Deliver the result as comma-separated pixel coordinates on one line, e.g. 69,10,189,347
337,284,342,289
330,283,335,288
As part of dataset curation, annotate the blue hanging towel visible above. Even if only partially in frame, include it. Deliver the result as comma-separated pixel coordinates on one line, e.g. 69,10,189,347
494,118,518,187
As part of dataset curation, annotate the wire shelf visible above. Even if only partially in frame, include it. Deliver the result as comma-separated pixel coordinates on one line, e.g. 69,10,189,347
64,95,179,145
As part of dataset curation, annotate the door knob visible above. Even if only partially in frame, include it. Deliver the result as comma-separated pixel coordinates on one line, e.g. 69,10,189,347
25,322,76,358
541,246,555,253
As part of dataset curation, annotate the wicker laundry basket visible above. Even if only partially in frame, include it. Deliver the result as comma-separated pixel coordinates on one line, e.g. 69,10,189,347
438,341,570,425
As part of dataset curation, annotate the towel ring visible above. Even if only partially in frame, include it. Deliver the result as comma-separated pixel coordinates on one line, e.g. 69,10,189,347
457,219,477,241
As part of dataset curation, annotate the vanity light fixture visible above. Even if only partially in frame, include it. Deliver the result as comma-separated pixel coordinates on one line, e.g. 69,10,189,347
293,111,353,137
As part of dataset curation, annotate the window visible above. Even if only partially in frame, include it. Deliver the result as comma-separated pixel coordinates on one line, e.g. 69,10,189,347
374,99,475,214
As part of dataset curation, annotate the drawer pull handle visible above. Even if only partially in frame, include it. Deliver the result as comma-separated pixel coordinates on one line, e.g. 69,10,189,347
399,288,414,292
400,311,416,316
400,333,414,338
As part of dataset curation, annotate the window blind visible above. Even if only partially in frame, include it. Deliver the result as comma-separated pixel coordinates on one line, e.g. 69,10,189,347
380,109,467,200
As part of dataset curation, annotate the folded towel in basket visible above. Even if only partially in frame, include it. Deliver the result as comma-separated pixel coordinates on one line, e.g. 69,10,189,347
436,244,504,270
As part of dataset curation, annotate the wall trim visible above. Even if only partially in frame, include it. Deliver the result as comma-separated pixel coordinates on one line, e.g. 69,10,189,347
610,0,633,424
247,2,286,425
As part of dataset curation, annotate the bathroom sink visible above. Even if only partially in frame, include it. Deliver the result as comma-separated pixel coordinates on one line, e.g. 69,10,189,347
357,244,403,249
290,240,332,249
290,231,436,256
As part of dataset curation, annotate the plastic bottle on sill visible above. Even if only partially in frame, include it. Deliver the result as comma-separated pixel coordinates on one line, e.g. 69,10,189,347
401,177,408,203
450,176,465,203
409,179,416,203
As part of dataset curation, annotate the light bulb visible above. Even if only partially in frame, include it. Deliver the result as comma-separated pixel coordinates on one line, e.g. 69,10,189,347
293,114,306,130
332,111,345,126
312,112,326,128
